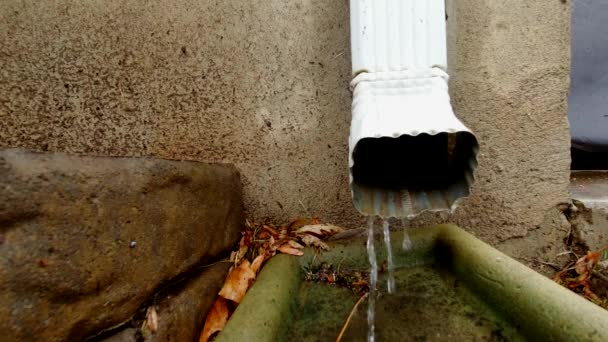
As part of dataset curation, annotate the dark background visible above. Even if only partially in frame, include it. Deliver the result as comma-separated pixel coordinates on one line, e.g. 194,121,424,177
570,0,608,169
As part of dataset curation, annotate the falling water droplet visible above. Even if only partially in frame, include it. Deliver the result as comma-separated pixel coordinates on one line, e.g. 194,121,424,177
366,216,377,342
382,219,395,293
402,218,413,251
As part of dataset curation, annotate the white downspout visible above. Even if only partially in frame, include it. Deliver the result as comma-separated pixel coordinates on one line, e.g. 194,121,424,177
349,0,479,218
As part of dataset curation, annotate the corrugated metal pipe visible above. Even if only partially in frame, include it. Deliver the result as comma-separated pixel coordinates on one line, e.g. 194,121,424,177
349,0,479,218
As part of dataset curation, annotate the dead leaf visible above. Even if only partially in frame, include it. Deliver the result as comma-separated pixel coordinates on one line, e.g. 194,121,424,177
251,254,265,274
199,297,229,342
352,279,368,288
262,224,279,236
277,243,304,256
288,240,304,249
268,236,277,251
285,218,313,232
584,285,602,302
231,235,249,265
219,260,256,303
320,271,336,283
575,255,588,274
575,251,601,275
296,224,345,238
234,246,248,265
146,307,158,333
300,234,330,250
259,230,271,239
243,230,256,251
587,251,600,268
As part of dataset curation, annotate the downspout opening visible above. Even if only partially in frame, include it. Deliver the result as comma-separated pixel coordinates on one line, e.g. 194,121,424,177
351,131,479,217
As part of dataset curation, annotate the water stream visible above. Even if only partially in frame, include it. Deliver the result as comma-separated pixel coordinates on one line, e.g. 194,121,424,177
382,220,395,294
367,217,398,342
366,216,378,342
402,218,413,251
368,216,415,341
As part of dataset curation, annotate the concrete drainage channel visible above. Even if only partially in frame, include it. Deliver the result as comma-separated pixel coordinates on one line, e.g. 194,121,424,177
216,225,608,341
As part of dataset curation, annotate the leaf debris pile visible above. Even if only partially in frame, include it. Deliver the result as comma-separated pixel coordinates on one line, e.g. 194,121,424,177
199,218,345,342
303,262,370,296
553,247,608,308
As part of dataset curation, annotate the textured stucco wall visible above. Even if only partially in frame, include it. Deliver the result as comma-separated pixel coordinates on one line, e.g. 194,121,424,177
0,1,570,245
439,0,571,243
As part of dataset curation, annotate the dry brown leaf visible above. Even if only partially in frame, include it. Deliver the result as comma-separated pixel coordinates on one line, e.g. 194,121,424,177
233,239,248,265
199,297,229,342
285,218,313,232
575,255,588,275
587,251,600,267
288,240,304,249
277,243,304,256
219,260,256,303
268,236,277,251
262,224,279,236
296,224,345,238
575,251,601,275
300,234,330,250
146,307,158,333
251,254,265,274
259,230,271,239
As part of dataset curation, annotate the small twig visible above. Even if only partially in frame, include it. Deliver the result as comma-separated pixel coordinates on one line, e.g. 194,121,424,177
518,257,561,267
336,258,345,276
200,259,232,268
554,261,577,278
516,257,561,270
333,51,345,59
298,200,310,216
311,252,318,266
336,292,368,342
556,250,578,258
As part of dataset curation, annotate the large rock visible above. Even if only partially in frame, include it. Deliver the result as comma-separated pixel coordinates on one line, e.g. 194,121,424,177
147,263,230,342
101,262,230,342
0,149,243,341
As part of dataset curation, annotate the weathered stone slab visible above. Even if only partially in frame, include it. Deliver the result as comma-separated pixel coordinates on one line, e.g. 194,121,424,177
146,262,230,342
99,262,230,342
0,149,243,341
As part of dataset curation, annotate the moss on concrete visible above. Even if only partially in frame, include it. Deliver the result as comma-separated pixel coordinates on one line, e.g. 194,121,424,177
220,225,608,341
438,225,608,341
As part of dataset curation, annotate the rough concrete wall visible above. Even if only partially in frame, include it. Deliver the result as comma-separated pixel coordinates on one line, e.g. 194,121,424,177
443,0,571,244
0,1,570,244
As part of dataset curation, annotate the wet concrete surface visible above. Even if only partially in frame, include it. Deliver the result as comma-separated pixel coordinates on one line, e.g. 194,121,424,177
571,171,608,209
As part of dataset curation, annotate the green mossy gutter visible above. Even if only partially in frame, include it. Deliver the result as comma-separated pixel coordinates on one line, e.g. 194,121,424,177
216,254,301,342
437,226,608,341
217,225,608,341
